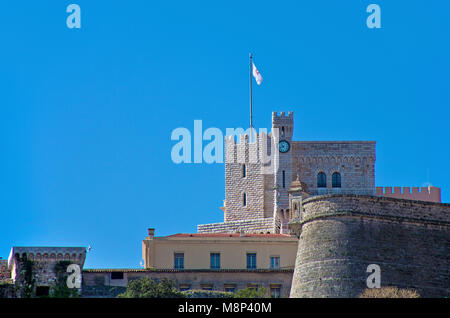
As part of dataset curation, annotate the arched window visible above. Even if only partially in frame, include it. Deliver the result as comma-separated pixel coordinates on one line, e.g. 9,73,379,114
332,172,341,188
243,193,247,206
242,164,246,178
317,172,326,188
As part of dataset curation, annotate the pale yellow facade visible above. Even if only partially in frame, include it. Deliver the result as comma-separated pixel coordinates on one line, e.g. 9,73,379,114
142,230,298,270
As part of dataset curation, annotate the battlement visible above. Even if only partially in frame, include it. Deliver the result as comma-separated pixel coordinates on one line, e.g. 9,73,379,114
376,186,441,203
224,131,271,164
272,111,294,121
8,246,87,268
225,130,268,145
272,112,294,129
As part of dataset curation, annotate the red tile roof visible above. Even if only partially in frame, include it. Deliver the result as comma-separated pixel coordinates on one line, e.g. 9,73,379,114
83,268,294,273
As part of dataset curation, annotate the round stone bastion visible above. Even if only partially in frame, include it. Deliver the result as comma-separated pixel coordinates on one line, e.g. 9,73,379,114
288,194,450,298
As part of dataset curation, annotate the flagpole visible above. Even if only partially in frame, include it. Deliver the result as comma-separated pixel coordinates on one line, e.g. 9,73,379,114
249,53,253,143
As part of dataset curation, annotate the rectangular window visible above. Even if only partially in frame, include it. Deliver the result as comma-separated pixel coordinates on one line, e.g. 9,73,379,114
201,284,213,290
270,256,280,269
270,285,281,298
111,272,124,280
224,284,236,293
282,170,285,188
210,253,221,269
179,284,191,291
247,283,259,290
174,253,184,269
247,253,257,269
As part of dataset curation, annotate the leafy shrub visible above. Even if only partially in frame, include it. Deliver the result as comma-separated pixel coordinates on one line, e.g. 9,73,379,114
182,289,233,298
117,278,183,298
359,287,419,298
0,281,15,298
49,261,80,298
233,287,268,298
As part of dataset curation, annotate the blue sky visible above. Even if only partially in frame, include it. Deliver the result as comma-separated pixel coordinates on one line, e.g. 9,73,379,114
1,1,449,268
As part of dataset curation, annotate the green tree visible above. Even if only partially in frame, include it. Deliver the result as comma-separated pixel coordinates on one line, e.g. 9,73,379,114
117,278,183,298
16,256,35,298
49,261,80,298
182,290,233,298
234,287,267,298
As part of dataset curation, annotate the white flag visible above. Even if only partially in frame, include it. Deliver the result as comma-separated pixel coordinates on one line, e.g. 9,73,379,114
252,63,263,85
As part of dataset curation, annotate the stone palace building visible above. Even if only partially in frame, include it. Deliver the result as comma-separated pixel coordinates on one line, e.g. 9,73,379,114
0,112,448,298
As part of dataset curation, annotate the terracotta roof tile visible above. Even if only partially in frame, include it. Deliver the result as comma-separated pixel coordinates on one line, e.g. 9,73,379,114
83,268,294,273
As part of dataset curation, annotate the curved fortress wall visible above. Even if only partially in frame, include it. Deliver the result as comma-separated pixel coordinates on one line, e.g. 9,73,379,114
289,195,450,298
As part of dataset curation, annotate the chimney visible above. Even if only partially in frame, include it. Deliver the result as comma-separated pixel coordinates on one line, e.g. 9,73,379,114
148,228,155,238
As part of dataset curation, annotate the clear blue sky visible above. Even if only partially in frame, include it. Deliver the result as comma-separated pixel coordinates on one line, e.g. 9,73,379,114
1,1,449,268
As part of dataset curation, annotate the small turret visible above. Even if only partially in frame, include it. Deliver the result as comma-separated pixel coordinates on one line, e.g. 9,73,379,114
272,111,294,141
288,174,309,219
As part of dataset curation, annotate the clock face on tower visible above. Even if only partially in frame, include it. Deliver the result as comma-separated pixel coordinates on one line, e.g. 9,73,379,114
278,140,290,153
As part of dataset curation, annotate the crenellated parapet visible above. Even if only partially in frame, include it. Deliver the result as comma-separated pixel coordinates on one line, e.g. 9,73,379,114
272,111,294,140
376,186,441,203
224,130,271,164
272,111,293,125
8,246,86,266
